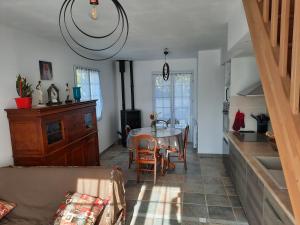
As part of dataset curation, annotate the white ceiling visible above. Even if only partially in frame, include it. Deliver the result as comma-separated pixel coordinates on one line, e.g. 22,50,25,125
0,0,240,60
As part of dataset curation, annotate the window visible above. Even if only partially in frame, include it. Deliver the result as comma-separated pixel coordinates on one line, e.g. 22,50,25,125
75,66,103,120
153,72,193,129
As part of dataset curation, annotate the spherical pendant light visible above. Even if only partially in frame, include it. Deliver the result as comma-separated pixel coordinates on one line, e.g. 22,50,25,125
59,0,129,61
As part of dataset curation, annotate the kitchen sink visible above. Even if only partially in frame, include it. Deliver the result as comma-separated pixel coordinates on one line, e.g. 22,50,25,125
255,156,287,190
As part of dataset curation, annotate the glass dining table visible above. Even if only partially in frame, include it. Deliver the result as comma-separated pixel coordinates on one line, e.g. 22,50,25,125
127,127,184,170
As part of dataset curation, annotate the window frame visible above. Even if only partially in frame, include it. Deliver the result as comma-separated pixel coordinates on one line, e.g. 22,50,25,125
74,65,103,121
152,71,194,130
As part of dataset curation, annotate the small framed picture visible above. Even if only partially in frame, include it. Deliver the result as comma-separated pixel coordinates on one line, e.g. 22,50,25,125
39,61,53,80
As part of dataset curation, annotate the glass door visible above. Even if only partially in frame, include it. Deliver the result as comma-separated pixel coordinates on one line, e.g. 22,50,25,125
153,72,193,129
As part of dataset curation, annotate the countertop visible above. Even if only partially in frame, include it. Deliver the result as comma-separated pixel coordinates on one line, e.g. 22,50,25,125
225,132,295,224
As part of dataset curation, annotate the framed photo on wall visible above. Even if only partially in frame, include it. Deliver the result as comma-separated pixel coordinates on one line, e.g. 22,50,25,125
39,61,53,80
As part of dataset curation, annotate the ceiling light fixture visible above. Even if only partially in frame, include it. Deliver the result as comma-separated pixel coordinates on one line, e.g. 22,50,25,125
59,0,129,61
90,0,99,20
162,48,170,81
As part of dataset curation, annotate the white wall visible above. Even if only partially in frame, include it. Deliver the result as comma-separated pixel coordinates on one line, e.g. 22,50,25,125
227,1,249,51
115,58,198,131
229,96,267,132
197,49,224,154
0,24,118,166
228,56,267,131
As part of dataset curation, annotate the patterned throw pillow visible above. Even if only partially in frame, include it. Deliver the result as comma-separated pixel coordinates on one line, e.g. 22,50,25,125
54,192,109,225
0,200,16,220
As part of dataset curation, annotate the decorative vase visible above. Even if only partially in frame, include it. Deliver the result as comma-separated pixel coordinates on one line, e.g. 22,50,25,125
151,120,157,133
73,87,81,102
15,97,32,109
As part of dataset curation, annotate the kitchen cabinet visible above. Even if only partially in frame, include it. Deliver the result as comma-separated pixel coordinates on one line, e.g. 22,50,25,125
229,142,247,207
246,165,264,225
228,140,294,225
263,191,293,225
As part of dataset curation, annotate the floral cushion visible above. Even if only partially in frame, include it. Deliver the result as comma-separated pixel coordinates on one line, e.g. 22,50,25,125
0,200,16,220
53,192,109,225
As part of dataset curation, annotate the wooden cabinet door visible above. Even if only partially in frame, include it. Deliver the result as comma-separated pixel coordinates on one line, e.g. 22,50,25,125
46,150,68,166
70,143,86,166
246,165,264,225
82,108,97,136
85,133,100,166
42,115,66,154
64,111,84,143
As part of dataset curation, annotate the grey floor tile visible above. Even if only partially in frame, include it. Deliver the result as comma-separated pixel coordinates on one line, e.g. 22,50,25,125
183,203,208,219
233,208,248,222
208,206,235,221
224,186,238,196
222,177,233,187
201,169,228,177
103,144,248,225
128,216,181,225
204,184,226,195
229,196,242,207
183,183,204,193
202,177,223,185
206,195,231,207
183,193,206,205
137,201,159,214
181,222,199,225
127,200,137,213
159,188,182,204
156,202,182,219
139,190,161,202
126,187,145,200
184,175,203,183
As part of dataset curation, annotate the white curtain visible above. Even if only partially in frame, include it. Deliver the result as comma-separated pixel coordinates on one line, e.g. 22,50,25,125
153,72,192,129
75,67,103,120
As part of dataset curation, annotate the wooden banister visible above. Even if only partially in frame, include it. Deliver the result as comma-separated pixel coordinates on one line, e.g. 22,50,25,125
290,0,300,114
243,0,300,224
263,0,270,23
270,0,279,47
279,0,291,78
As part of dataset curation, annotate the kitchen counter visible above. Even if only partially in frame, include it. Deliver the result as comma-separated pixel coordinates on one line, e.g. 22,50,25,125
225,132,295,224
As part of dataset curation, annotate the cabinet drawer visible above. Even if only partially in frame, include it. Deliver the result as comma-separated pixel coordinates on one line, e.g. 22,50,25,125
263,191,294,225
264,199,285,225
246,166,264,225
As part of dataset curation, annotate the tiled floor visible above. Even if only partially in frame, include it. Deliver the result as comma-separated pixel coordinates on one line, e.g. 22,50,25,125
101,144,249,225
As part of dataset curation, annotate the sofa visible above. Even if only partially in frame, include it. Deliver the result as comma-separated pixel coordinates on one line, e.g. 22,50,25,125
0,167,126,225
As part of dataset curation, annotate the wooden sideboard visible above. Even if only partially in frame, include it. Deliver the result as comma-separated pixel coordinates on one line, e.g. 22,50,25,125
5,100,100,166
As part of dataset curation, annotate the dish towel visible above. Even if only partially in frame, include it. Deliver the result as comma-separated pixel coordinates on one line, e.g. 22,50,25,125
232,110,245,131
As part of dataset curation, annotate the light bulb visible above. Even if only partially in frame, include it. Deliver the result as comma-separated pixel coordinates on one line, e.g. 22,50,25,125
90,5,98,20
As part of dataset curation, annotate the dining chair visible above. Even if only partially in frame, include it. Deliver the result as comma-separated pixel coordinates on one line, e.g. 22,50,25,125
133,134,164,184
125,125,134,169
166,125,189,170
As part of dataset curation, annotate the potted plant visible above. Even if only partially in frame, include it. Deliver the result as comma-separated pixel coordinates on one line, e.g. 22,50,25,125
15,74,34,109
150,112,158,132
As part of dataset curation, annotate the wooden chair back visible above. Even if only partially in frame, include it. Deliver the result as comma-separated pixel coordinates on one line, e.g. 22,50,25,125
182,125,190,159
133,134,158,163
133,134,162,183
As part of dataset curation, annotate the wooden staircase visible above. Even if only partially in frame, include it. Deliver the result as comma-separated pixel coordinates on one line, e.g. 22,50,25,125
242,0,300,224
